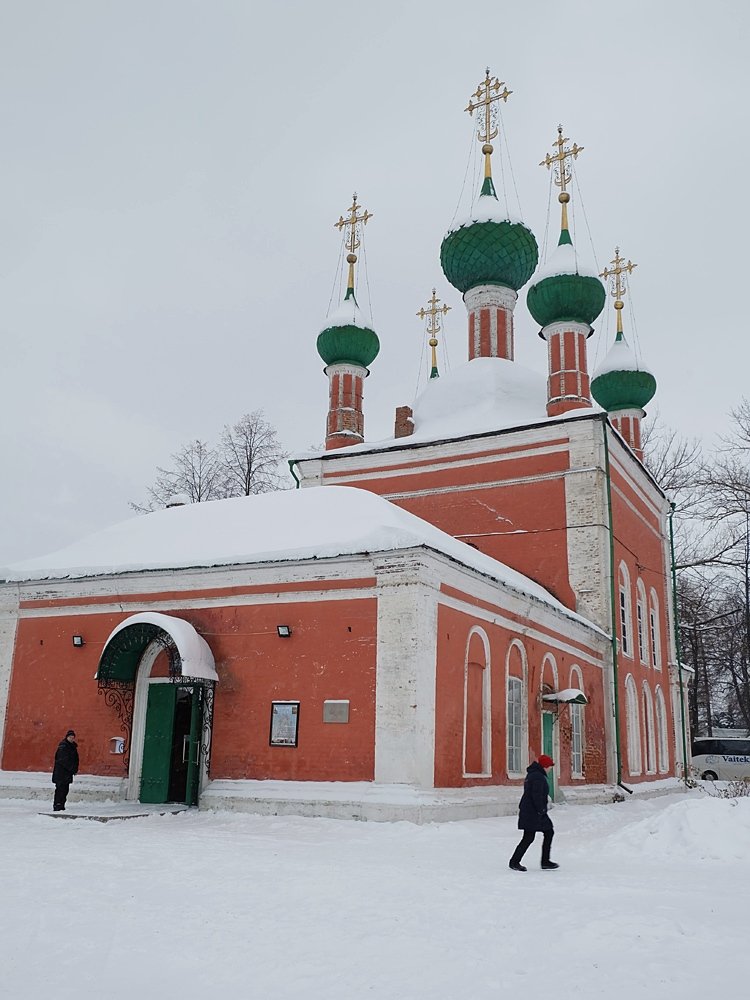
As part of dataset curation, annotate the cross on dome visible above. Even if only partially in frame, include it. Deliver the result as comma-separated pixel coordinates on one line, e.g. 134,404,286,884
465,69,512,194
416,289,451,379
539,125,584,242
334,193,373,298
600,248,638,337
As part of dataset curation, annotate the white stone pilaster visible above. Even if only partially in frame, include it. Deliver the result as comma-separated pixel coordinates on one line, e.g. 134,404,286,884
373,552,439,787
0,585,20,761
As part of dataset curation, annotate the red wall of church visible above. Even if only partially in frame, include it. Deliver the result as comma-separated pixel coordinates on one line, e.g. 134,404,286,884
2,587,378,783
432,599,607,788
326,438,577,607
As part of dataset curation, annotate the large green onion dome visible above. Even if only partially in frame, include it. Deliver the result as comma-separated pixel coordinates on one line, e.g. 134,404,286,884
317,291,380,369
527,231,606,329
590,332,656,411
440,182,538,294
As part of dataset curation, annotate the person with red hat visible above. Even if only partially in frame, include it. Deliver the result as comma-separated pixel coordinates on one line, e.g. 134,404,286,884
509,754,559,871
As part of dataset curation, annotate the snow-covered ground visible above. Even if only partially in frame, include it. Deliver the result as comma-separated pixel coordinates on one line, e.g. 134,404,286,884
1,791,746,999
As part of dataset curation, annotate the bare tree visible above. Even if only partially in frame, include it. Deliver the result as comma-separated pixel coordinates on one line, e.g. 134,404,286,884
131,412,289,512
219,411,289,496
131,439,228,512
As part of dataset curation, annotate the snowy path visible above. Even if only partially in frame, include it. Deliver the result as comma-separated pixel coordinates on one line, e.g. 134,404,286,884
1,792,746,999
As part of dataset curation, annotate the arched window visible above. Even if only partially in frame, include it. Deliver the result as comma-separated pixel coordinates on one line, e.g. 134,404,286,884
569,666,585,778
649,589,662,670
636,579,648,665
625,674,642,775
506,641,527,777
463,628,491,776
642,682,656,774
618,563,633,658
655,686,669,773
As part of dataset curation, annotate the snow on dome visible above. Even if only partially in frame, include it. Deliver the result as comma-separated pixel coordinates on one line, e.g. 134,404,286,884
410,357,548,441
0,486,597,631
446,193,525,234
320,295,373,333
593,334,653,379
533,240,600,282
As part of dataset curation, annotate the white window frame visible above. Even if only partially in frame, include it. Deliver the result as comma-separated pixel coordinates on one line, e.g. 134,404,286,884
625,674,642,776
636,579,648,665
649,589,662,670
505,641,528,778
462,627,492,778
569,666,585,778
642,682,656,774
506,677,524,776
618,562,633,658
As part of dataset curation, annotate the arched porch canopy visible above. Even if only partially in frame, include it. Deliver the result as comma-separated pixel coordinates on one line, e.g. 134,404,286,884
96,612,219,684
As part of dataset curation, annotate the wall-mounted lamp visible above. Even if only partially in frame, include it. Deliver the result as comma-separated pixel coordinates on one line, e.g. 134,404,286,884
72,635,85,648
276,625,292,638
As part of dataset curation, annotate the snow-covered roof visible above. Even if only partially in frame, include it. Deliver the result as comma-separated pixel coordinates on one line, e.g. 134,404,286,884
447,193,525,232
305,357,599,458
533,240,600,282
1,485,599,632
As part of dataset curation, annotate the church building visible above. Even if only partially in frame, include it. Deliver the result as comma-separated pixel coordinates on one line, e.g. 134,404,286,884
0,73,690,820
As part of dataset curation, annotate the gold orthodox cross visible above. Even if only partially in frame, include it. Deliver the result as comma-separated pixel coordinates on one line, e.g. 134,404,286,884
600,248,637,334
540,125,584,231
335,193,373,292
465,69,512,179
417,289,450,378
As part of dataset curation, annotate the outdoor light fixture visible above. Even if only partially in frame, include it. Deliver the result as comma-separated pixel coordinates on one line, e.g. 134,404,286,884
72,635,85,647
276,625,292,638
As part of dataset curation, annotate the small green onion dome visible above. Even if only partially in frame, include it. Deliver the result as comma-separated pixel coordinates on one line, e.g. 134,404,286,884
440,185,538,295
591,334,656,411
526,232,606,329
317,293,380,369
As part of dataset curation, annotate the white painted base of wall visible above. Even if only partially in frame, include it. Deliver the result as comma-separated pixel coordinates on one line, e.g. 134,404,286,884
0,772,689,822
0,771,126,804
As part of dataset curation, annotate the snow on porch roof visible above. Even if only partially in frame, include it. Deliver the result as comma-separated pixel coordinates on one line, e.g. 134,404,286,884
2,486,600,633
97,612,219,684
543,688,589,705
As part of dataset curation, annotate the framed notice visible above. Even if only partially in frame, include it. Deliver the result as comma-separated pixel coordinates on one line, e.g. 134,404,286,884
269,701,300,747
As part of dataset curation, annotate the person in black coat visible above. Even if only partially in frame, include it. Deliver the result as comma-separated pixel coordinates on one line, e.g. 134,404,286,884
52,730,79,812
509,754,559,871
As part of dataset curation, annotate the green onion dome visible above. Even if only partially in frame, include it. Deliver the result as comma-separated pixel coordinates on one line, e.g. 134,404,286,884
317,292,380,369
526,232,606,329
590,333,656,411
440,187,539,295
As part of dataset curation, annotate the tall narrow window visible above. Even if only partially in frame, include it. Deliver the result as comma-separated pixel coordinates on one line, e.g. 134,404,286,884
625,674,641,775
570,703,584,777
463,629,491,776
642,683,656,774
507,677,524,775
569,666,585,778
636,580,647,664
655,686,669,772
649,589,662,670
619,563,633,658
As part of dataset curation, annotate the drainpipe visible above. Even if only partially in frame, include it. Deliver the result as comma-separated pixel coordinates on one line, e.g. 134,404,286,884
602,417,632,794
668,503,690,784
288,459,300,489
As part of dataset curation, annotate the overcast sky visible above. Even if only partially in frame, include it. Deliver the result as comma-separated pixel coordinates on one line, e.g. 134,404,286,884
1,0,747,565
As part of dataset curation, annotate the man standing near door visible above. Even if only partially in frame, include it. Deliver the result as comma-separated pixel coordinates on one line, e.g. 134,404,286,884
52,730,79,812
508,754,558,871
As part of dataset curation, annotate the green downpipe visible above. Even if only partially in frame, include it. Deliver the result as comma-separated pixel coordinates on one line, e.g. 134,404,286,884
602,419,627,789
669,504,690,784
288,460,300,489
